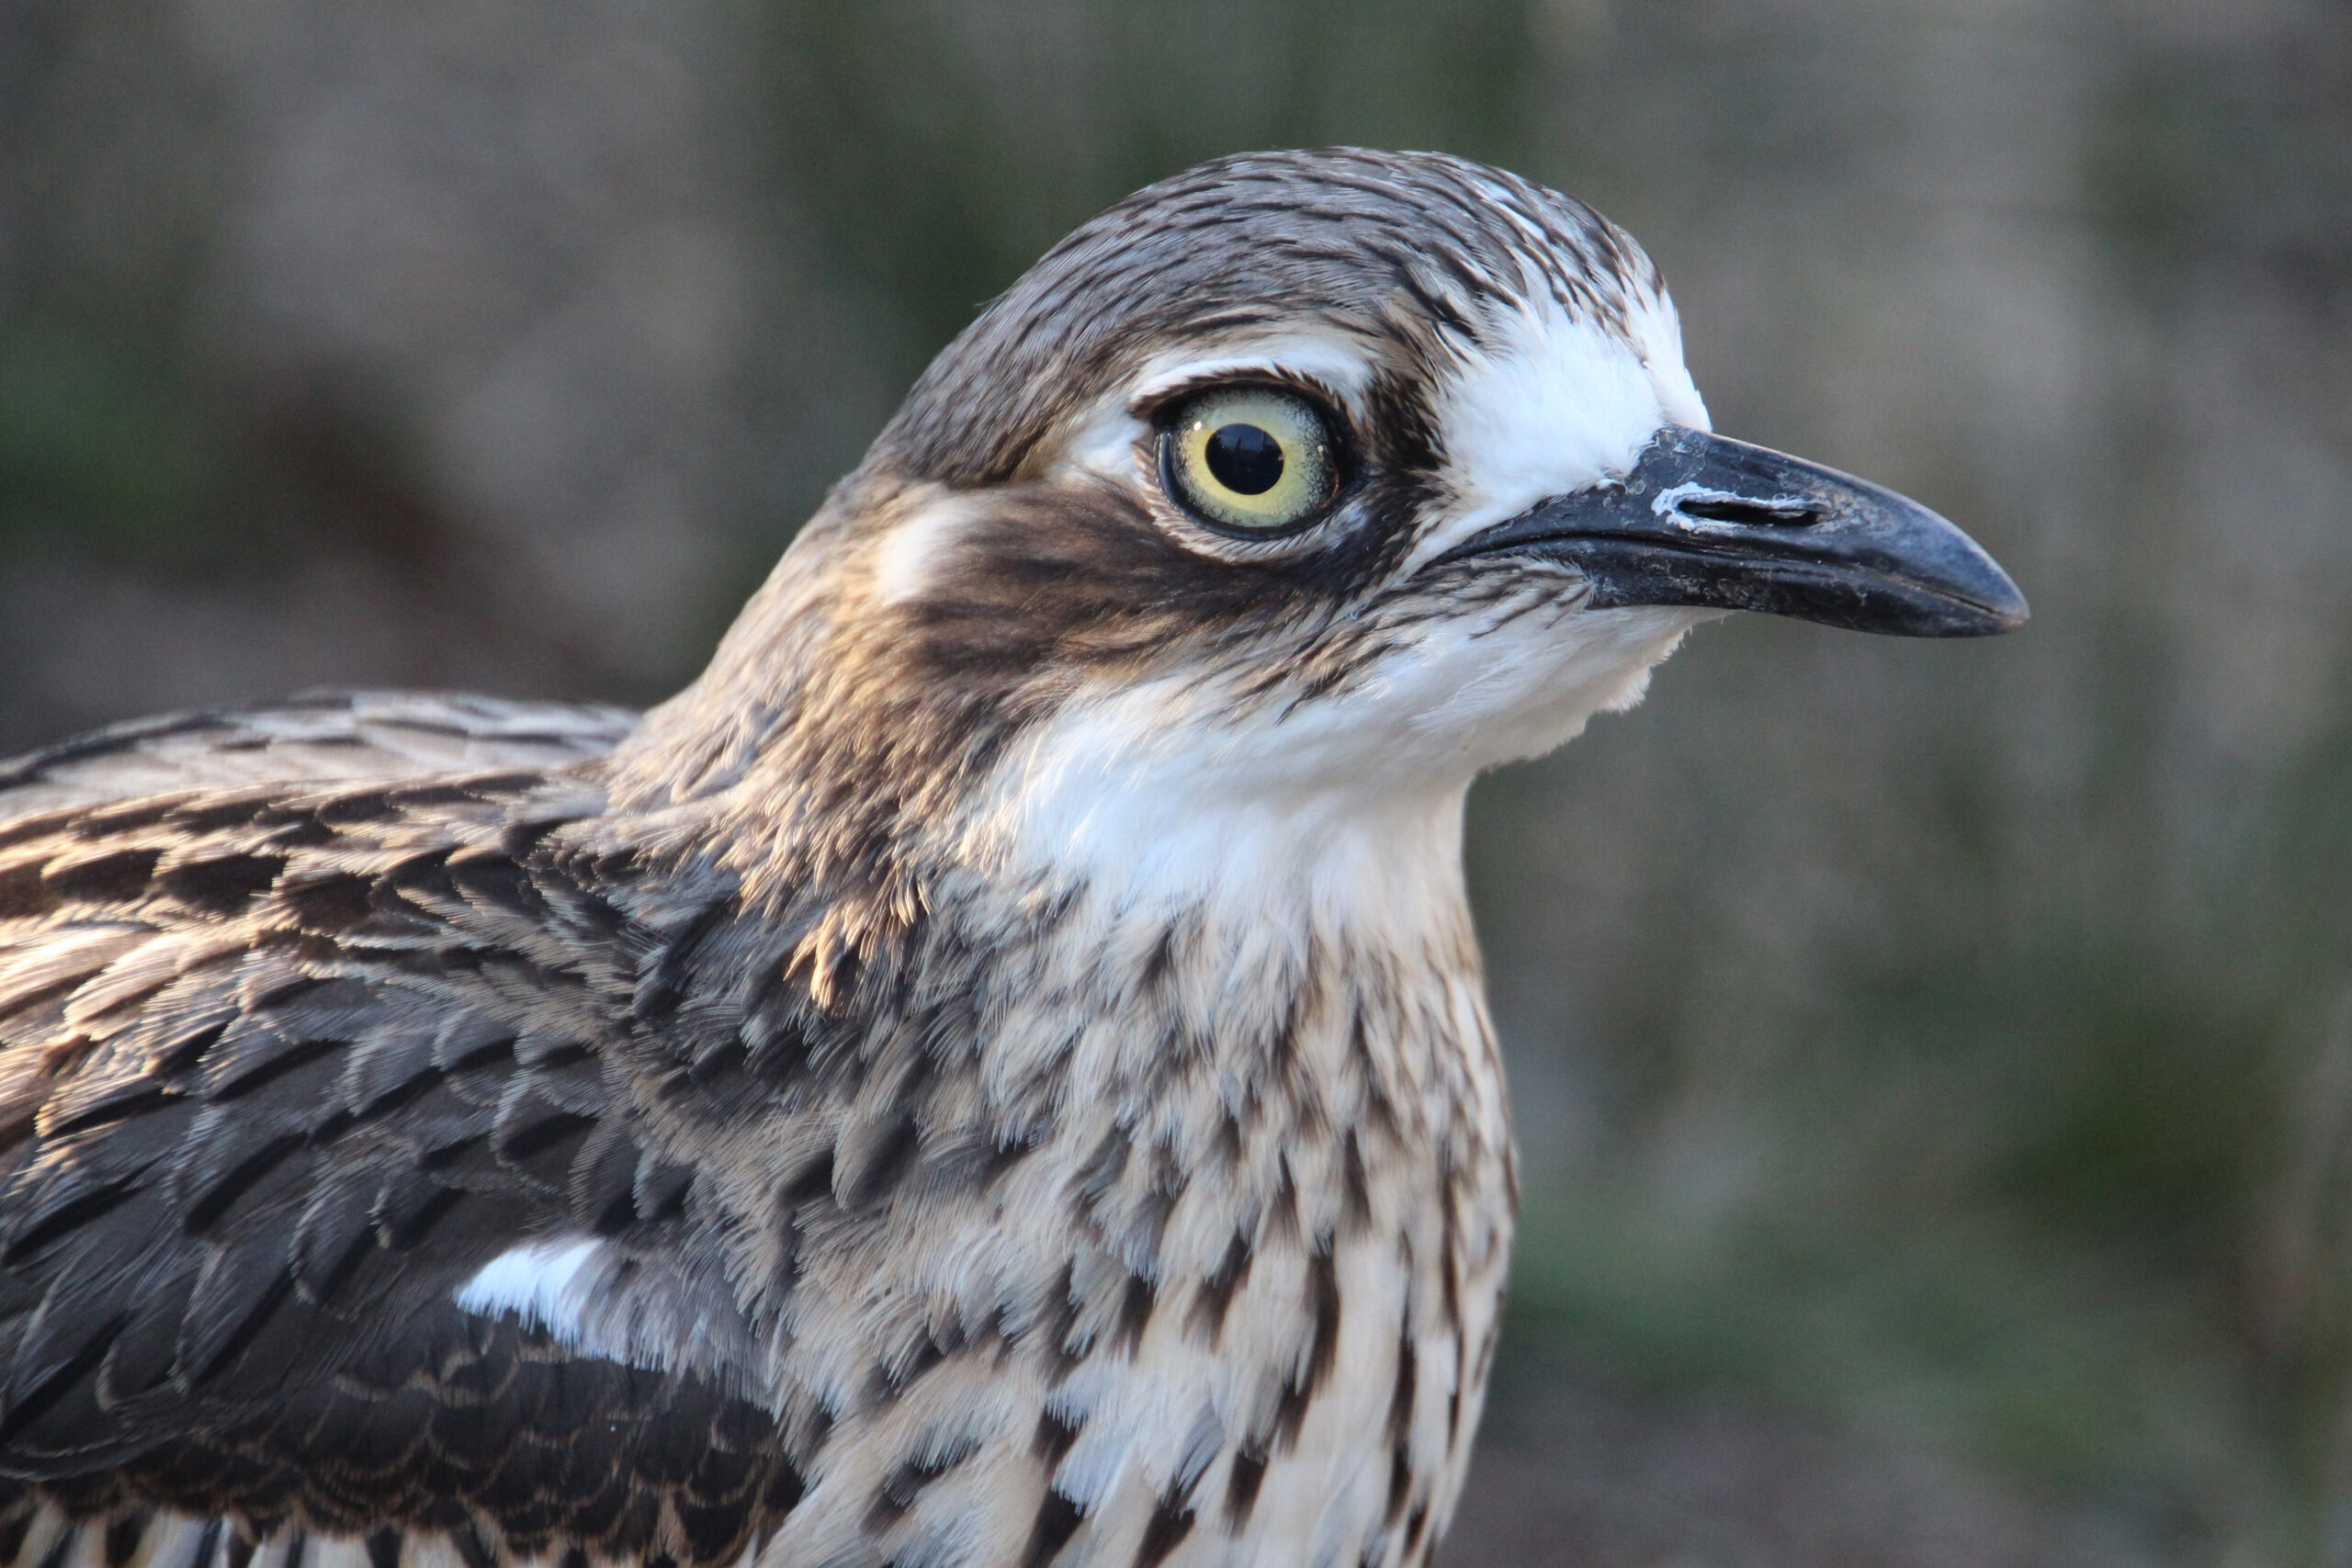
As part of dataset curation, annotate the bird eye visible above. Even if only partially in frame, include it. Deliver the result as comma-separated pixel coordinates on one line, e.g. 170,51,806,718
1160,387,1338,534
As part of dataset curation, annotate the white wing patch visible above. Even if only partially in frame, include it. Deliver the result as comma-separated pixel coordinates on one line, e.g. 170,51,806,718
453,1236,605,1340
450,1236,763,1389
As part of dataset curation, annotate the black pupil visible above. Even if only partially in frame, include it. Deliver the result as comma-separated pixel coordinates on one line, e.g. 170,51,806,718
1204,423,1284,495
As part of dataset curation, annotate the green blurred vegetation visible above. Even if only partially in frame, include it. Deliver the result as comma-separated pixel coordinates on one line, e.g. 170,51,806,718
0,321,209,545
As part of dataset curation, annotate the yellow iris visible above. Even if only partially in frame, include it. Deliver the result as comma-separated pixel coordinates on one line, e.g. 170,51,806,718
1165,387,1337,533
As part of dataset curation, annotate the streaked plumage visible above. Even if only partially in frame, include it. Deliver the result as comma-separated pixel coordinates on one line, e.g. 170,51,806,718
0,151,2023,1568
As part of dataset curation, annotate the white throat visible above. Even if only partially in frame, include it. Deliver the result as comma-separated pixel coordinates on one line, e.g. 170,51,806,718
957,685,1476,957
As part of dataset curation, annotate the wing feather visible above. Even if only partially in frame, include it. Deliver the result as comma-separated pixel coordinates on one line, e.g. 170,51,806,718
0,708,801,1568
0,695,635,820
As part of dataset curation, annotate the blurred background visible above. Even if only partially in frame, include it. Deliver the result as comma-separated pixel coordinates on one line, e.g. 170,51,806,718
1,0,2346,1561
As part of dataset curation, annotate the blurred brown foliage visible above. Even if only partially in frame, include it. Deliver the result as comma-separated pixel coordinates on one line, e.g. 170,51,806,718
3,1,2349,1562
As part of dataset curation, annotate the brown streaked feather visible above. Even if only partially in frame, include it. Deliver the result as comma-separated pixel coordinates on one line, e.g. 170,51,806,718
0,761,805,1566
0,150,1576,1568
0,695,635,820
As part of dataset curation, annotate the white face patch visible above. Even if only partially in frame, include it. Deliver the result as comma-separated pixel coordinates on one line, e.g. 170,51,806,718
1407,290,1708,571
1623,280,1709,432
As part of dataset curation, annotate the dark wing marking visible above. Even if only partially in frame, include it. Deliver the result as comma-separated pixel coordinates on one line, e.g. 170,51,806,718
0,765,800,1567
0,694,637,820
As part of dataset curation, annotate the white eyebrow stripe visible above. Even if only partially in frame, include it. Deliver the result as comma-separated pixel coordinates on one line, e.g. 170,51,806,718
1125,333,1380,408
1063,334,1384,486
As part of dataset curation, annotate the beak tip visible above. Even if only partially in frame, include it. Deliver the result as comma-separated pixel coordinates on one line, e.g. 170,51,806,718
1954,561,2030,637
1901,522,2028,636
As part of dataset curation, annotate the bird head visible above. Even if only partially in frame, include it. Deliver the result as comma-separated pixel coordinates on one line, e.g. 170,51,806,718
628,150,2024,905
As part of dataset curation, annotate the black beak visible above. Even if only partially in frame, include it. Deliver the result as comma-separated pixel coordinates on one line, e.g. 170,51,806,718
1442,425,2028,637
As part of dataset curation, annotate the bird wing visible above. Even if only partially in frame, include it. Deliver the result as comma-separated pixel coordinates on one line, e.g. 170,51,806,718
0,742,799,1568
0,694,639,818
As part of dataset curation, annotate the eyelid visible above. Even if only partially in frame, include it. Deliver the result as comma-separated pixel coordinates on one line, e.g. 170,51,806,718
1130,369,1354,434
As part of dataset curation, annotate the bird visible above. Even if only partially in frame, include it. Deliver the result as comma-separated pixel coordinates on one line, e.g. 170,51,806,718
0,149,2024,1568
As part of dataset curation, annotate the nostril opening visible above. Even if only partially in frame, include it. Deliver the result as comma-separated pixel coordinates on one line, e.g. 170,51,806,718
1678,498,1825,527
